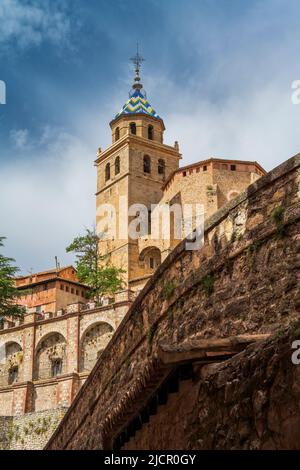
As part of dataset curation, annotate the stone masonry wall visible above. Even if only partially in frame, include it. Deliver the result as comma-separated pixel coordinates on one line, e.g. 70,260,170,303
122,326,300,450
0,407,67,450
46,154,300,450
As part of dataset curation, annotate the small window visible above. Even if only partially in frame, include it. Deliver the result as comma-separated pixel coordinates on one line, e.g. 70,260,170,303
203,166,207,172
70,288,74,294
130,122,136,135
105,162,110,181
60,284,64,290
143,155,151,174
149,258,154,269
230,164,236,171
0,319,4,330
148,125,154,140
158,159,165,175
115,156,120,175
115,127,120,141
76,289,79,295
66,286,69,292
8,366,18,385
183,171,187,177
51,359,62,377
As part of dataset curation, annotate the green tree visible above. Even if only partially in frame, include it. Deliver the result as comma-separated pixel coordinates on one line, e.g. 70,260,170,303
66,228,124,304
0,237,25,318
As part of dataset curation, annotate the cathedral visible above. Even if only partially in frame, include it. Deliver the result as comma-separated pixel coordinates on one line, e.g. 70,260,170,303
96,51,265,292
0,54,266,449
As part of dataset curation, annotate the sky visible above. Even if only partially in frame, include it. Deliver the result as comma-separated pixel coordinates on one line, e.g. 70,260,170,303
0,0,300,274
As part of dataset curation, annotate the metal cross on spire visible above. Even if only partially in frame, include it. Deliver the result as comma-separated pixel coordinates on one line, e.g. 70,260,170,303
129,43,146,96
130,43,145,75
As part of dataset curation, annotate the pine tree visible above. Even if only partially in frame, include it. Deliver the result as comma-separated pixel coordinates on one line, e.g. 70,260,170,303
0,237,25,318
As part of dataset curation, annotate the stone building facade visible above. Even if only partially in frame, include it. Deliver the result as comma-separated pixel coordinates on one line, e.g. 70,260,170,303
0,267,133,449
0,56,268,449
96,61,265,293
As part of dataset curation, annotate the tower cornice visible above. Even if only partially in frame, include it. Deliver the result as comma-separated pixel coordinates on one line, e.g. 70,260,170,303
110,111,165,131
95,134,181,165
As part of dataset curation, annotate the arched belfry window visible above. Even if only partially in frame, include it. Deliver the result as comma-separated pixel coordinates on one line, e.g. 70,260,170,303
115,127,120,141
115,156,120,175
105,162,110,181
148,125,154,140
158,159,165,175
143,155,151,174
130,122,136,135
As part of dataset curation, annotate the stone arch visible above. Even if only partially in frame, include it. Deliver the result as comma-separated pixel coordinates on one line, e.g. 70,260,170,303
79,322,114,373
34,332,67,380
115,156,120,175
0,341,23,386
139,246,161,271
143,155,151,174
105,162,111,181
129,122,136,135
148,124,154,140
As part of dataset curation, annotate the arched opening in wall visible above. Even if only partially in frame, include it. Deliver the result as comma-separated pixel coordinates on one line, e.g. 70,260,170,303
139,247,161,271
227,190,240,201
115,156,120,175
0,342,23,386
79,322,114,373
130,122,136,135
143,155,151,174
115,127,120,141
158,159,165,176
148,125,154,140
105,162,111,181
34,332,67,380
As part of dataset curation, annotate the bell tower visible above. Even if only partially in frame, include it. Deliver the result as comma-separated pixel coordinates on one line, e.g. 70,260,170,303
95,49,181,292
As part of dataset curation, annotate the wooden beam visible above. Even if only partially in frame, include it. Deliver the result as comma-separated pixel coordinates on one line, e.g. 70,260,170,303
158,334,270,365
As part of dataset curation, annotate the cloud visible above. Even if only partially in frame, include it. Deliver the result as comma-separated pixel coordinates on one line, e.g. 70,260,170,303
0,126,96,273
10,128,29,149
0,0,72,53
2,0,300,274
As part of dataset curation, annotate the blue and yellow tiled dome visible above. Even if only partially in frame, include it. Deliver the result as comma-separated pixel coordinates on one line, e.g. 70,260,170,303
115,89,160,120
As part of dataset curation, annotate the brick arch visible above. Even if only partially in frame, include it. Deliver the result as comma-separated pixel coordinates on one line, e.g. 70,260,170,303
80,314,116,337
139,246,161,270
79,322,115,373
34,331,67,380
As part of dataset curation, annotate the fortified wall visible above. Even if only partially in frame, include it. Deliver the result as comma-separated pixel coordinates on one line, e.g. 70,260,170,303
46,154,300,450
